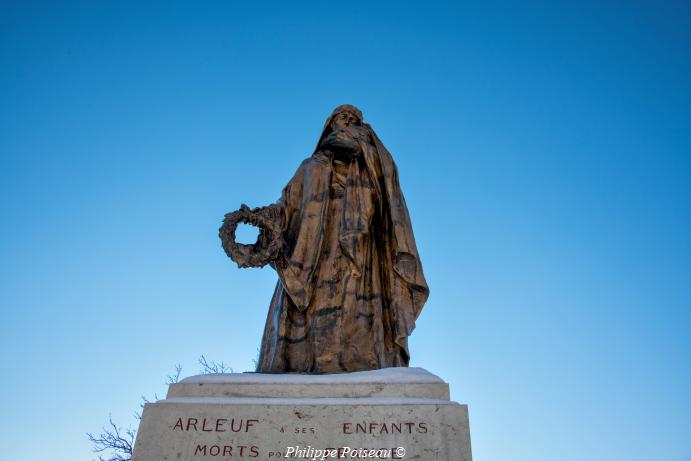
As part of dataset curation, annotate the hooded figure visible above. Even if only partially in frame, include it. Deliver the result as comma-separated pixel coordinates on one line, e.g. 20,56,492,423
254,104,428,373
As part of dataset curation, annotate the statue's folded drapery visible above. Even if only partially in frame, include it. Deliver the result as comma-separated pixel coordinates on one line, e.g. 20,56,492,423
256,106,429,373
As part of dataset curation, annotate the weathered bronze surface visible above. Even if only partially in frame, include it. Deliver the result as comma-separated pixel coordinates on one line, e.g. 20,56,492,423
220,105,429,374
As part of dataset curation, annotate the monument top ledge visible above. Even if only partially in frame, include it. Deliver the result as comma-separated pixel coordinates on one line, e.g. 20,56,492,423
179,367,445,384
167,367,452,401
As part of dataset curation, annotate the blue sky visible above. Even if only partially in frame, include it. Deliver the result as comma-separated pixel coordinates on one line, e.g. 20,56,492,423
1,1,690,460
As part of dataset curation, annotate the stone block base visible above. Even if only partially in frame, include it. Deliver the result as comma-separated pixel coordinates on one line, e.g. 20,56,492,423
132,368,472,461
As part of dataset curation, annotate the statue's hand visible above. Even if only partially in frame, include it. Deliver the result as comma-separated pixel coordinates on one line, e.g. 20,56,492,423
251,204,284,230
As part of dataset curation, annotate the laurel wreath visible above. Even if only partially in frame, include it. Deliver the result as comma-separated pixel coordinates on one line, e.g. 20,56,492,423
219,204,284,268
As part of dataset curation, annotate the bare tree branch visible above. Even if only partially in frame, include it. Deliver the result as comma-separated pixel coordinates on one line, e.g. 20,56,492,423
86,415,134,461
251,347,260,371
166,364,182,384
199,355,232,374
89,358,233,460
134,393,159,421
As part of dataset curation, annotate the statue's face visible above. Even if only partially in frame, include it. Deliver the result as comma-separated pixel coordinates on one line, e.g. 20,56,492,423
329,111,367,142
331,111,359,130
319,110,369,159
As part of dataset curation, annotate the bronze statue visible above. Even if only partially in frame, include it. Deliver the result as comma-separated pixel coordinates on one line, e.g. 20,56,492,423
220,105,429,374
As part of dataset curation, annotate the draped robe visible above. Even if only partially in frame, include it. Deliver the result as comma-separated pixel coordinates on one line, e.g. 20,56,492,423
256,123,428,374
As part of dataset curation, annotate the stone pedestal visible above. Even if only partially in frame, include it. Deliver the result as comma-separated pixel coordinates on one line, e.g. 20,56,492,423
132,367,472,461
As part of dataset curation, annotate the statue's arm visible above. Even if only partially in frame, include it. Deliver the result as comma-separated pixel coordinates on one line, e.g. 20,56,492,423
219,160,306,269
